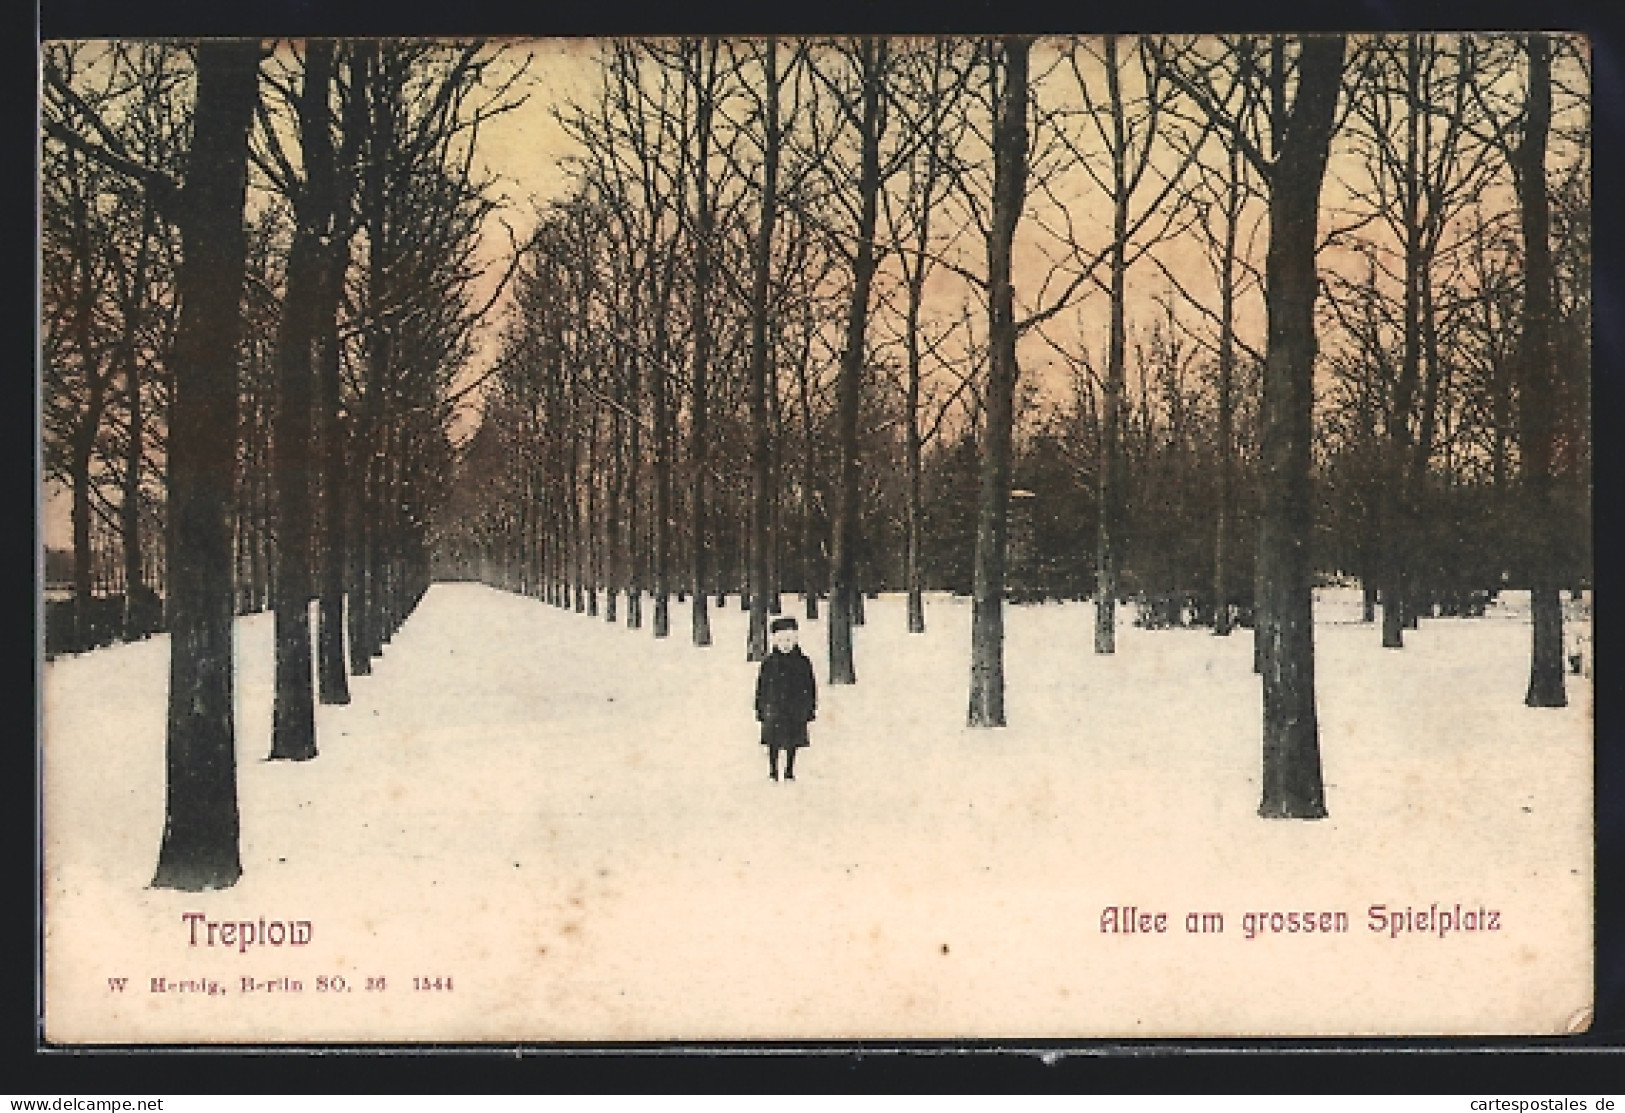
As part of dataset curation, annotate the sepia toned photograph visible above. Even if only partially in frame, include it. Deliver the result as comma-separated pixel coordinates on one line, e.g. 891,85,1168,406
38,32,1593,1043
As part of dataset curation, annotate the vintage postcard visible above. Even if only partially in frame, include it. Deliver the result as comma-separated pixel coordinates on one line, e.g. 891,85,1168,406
39,33,1592,1043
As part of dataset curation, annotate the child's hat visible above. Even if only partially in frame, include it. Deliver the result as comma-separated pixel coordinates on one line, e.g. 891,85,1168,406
770,617,798,633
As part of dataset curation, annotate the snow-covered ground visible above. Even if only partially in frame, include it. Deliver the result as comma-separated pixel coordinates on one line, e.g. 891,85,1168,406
43,584,1592,1040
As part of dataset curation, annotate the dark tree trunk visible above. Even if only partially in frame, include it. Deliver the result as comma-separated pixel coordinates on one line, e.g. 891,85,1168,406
1381,255,1413,652
1516,34,1566,709
346,431,373,675
316,300,350,704
1384,36,1440,642
1213,150,1241,638
372,432,391,645
349,44,390,673
529,443,544,598
1252,487,1266,673
543,460,558,606
651,267,674,640
1094,35,1129,657
70,440,95,650
904,289,926,635
1249,69,1274,674
797,297,820,622
269,41,336,762
314,103,356,700
1255,34,1342,820
1381,456,1412,649
121,201,158,641
967,37,1029,729
153,39,260,891
255,425,272,613
747,40,782,663
389,450,406,631
269,243,318,754
768,370,783,617
67,186,106,652
233,468,251,613
606,353,624,625
372,424,395,644
246,418,270,614
1408,270,1442,624
552,372,569,609
120,383,144,636
313,44,363,703
568,386,584,613
900,51,948,638
584,398,599,618
1394,38,1427,640
626,346,644,629
829,37,886,686
688,39,719,649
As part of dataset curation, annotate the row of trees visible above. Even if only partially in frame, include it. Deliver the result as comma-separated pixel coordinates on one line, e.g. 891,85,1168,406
40,34,1589,887
435,33,1588,822
42,40,523,887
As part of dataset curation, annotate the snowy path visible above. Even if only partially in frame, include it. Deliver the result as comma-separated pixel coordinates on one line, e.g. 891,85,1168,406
44,584,1592,1039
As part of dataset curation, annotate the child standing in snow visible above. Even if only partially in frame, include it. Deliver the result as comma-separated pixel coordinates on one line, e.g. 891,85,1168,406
755,617,817,781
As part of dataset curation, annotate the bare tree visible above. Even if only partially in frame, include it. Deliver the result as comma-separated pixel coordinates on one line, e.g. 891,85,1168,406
47,40,264,884
258,41,339,761
152,41,263,887
1162,34,1346,817
1000,36,1217,653
1335,36,1500,646
344,42,521,670
578,42,690,637
1511,33,1566,707
1049,36,1207,652
40,136,118,653
43,46,181,652
314,43,372,706
741,38,786,661
1153,125,1265,636
966,36,1030,728
679,38,728,649
880,40,974,636
820,36,892,685
1253,38,1344,817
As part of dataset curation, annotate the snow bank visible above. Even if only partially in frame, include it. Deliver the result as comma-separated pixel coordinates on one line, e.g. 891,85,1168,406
42,584,1593,1040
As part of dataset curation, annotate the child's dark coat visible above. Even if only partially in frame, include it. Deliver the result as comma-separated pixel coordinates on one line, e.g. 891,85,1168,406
755,647,817,749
